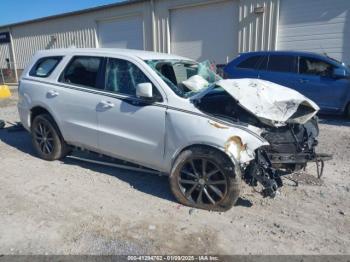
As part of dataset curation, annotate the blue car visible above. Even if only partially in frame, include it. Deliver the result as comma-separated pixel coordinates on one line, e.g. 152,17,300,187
224,51,350,117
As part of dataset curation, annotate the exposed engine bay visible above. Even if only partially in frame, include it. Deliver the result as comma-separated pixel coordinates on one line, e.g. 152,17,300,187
193,86,331,197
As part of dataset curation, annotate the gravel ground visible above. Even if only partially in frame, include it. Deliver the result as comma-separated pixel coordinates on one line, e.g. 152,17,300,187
0,89,349,255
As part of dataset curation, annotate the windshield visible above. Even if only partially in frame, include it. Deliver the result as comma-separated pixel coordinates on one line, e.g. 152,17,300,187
145,59,222,98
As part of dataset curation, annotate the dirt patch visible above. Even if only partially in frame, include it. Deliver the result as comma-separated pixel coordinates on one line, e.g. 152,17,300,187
0,91,349,254
288,172,324,186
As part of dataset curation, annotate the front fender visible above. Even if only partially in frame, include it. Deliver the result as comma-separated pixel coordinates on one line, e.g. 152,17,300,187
163,109,269,173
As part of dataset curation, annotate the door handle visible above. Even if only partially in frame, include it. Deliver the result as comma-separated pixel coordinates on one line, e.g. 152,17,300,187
299,79,309,84
47,90,59,97
99,100,115,108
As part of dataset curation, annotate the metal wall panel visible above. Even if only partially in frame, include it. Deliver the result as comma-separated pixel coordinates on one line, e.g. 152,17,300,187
12,23,96,69
154,0,279,59
169,0,238,64
238,0,279,53
277,0,350,64
0,0,279,73
0,1,152,70
97,15,144,49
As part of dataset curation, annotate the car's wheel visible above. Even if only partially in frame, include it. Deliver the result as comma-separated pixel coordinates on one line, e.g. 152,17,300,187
169,146,240,211
31,114,70,161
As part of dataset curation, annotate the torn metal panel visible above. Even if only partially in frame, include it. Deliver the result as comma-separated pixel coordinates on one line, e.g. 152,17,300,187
216,78,320,127
224,136,254,163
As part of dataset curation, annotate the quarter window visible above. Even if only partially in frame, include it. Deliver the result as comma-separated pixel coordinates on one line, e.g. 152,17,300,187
105,58,161,100
299,57,333,77
29,56,62,77
60,56,103,88
267,55,297,73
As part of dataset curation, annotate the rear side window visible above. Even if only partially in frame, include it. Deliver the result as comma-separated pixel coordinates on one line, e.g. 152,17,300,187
60,56,103,88
267,55,297,73
29,56,62,77
237,55,262,69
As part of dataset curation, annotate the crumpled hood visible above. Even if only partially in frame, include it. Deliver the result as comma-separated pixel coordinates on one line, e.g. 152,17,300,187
214,78,320,127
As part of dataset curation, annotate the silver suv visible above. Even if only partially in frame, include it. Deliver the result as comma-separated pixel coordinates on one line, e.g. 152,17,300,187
18,48,325,211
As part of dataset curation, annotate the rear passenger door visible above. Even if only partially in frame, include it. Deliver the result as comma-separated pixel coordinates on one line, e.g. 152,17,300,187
96,57,166,170
258,54,300,89
56,55,105,150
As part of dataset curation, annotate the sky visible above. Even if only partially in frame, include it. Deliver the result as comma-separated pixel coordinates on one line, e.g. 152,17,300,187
0,0,123,26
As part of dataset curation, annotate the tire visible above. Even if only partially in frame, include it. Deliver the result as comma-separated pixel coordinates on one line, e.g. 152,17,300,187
31,114,70,161
169,146,240,211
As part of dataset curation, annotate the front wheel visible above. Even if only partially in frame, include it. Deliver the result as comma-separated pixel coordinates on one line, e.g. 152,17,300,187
31,114,70,161
169,147,240,211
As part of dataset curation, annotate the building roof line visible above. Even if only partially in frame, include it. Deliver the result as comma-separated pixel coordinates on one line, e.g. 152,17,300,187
0,0,145,29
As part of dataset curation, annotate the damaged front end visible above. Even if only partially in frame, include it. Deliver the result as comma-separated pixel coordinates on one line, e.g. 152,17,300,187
244,117,332,197
192,78,332,197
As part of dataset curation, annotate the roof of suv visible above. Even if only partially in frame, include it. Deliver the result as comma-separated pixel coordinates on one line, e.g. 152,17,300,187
35,48,190,61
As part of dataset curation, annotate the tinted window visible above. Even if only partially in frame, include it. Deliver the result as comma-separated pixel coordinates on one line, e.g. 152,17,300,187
258,55,268,70
237,55,262,69
105,58,162,100
267,55,297,73
29,56,62,77
60,56,103,88
299,57,333,77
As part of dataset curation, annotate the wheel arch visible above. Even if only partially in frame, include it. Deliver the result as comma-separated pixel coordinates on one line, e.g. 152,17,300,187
30,106,65,139
171,143,242,177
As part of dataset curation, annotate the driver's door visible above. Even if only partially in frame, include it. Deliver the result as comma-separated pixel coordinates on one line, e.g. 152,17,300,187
97,57,166,170
297,56,348,112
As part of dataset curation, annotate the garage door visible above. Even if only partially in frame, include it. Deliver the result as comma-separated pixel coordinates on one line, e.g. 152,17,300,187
278,0,350,64
98,16,144,50
170,1,238,64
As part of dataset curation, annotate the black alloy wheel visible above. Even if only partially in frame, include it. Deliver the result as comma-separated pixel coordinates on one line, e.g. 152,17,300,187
31,114,70,161
178,158,228,205
33,120,55,155
169,147,240,211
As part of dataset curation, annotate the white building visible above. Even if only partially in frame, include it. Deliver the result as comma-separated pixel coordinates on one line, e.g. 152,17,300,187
0,0,349,83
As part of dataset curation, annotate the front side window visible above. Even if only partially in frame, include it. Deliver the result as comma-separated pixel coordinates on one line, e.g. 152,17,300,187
237,55,262,69
146,60,221,98
105,58,162,100
60,56,103,88
267,55,297,73
299,56,333,77
29,56,62,77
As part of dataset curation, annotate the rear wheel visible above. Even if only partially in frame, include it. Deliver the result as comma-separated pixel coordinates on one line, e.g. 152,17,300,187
31,114,70,161
169,147,240,211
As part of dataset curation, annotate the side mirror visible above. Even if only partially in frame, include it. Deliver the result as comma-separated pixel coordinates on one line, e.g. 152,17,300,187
136,83,153,99
333,68,348,79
